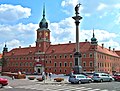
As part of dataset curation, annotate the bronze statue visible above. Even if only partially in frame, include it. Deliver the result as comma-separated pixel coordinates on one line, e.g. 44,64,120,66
75,3,81,14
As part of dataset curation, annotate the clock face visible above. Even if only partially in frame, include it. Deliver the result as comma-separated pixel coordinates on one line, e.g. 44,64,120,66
45,32,48,36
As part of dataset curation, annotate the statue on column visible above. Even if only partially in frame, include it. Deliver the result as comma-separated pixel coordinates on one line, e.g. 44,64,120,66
75,3,81,14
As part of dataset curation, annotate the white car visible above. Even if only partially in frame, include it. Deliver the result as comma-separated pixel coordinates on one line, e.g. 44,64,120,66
68,74,93,84
92,73,114,82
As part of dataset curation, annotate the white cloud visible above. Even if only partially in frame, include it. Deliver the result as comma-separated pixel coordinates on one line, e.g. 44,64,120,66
84,13,91,17
50,17,76,44
49,16,119,50
7,39,21,47
99,39,120,50
97,3,107,11
0,23,38,52
61,0,79,7
114,4,120,8
61,0,83,15
0,4,31,22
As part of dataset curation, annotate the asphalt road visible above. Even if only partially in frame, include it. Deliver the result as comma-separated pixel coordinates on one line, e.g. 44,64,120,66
0,75,120,91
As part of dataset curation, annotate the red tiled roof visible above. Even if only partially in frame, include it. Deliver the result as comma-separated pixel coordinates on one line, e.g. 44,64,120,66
4,42,119,57
96,46,119,57
115,50,120,56
5,47,36,56
46,42,91,54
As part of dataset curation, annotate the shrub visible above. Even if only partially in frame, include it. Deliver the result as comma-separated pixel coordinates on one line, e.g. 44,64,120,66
18,74,26,79
28,76,36,80
54,78,64,82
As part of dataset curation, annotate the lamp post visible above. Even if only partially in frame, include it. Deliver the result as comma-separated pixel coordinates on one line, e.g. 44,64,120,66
72,3,82,74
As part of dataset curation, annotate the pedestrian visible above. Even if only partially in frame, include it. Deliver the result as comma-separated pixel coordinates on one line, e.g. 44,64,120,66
12,75,14,80
49,72,52,80
45,72,48,79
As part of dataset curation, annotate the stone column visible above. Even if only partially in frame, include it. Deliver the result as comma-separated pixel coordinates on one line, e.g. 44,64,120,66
72,3,82,74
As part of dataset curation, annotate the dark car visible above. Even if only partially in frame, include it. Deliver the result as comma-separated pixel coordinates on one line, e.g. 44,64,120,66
0,78,8,88
113,74,120,81
68,74,93,84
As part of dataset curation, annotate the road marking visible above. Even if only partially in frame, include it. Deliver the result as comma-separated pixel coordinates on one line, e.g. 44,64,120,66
4,86,13,88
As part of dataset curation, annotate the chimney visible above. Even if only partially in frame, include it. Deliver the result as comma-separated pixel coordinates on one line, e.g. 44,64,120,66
29,45,31,48
109,47,111,51
113,48,115,52
85,39,87,42
102,43,104,48
19,46,21,48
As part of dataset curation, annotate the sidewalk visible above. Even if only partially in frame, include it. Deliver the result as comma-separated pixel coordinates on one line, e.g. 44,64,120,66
35,77,69,84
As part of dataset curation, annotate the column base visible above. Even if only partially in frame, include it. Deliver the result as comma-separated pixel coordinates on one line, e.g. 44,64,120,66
73,66,82,74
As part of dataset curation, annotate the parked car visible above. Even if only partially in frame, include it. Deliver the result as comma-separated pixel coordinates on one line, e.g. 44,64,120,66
68,74,93,84
92,73,114,82
0,78,8,88
113,74,120,81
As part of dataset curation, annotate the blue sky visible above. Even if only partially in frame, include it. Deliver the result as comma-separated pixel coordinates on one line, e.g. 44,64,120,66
0,0,120,53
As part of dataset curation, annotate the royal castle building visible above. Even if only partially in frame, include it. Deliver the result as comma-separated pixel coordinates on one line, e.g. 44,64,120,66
2,6,120,75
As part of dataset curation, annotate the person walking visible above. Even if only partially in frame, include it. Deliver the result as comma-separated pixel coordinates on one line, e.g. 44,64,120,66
49,72,52,80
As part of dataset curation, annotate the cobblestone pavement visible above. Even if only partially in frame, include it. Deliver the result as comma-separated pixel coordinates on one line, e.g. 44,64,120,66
1,75,120,91
4,83,116,91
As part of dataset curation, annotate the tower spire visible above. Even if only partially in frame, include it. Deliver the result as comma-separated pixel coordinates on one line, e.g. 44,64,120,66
43,3,45,18
39,3,48,29
91,28,98,44
93,28,95,38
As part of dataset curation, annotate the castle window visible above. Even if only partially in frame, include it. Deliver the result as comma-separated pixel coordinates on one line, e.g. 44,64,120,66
89,53,93,58
64,54,67,58
16,63,18,66
20,63,22,66
83,54,86,58
54,55,56,59
50,60,51,63
64,69,66,73
59,62,62,67
70,54,72,58
30,62,33,67
60,69,61,72
54,69,56,72
83,62,86,67
54,62,57,67
49,55,51,58
64,62,67,67
70,62,72,67
60,55,62,59
30,57,32,60
89,62,93,67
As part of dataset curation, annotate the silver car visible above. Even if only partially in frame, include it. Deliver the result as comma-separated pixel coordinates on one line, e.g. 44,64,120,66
68,74,93,84
92,73,114,82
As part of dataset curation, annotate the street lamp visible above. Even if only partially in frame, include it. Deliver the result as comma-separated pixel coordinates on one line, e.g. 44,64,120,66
72,3,82,74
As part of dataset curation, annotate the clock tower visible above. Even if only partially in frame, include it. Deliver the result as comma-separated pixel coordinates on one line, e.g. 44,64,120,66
36,5,50,53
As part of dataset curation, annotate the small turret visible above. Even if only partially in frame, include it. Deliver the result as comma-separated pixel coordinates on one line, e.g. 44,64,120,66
3,44,8,55
91,29,98,45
